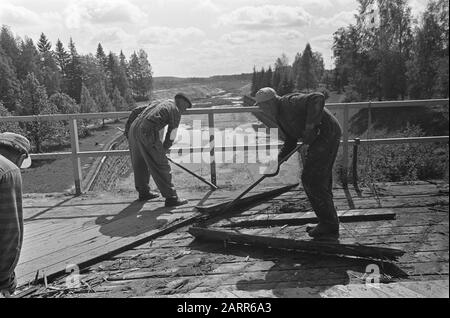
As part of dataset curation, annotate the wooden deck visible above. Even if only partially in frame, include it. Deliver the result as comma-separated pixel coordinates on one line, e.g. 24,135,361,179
17,181,449,298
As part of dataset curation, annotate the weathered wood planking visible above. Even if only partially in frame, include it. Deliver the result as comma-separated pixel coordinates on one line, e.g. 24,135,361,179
189,227,406,260
17,185,295,287
218,209,396,228
144,279,449,298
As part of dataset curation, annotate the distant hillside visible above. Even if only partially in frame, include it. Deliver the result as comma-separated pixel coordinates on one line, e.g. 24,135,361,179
153,73,252,93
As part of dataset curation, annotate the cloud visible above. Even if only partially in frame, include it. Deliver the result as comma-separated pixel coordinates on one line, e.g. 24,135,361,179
90,27,132,45
221,30,302,45
138,27,205,46
65,0,147,29
0,3,40,25
218,5,312,29
316,10,357,29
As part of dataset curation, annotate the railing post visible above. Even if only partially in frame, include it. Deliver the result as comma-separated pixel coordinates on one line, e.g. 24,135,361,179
352,138,360,188
341,105,349,187
208,113,217,186
69,118,83,195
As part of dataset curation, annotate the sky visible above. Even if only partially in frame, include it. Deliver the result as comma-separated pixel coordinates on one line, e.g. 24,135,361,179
0,0,428,77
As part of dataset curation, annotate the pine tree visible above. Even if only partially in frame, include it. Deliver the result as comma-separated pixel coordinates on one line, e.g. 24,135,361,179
66,38,83,103
17,37,41,81
54,39,70,75
96,43,107,69
21,73,62,152
265,66,273,88
129,50,153,101
37,33,61,96
80,84,97,113
112,87,127,111
250,66,257,96
296,43,317,92
37,33,52,53
0,47,21,113
94,83,113,127
0,26,20,71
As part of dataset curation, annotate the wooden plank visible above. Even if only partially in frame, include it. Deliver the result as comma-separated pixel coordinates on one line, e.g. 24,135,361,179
146,280,449,298
195,183,299,214
220,209,396,228
189,227,405,260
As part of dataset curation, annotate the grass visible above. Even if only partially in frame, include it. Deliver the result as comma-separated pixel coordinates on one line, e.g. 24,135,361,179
21,120,126,193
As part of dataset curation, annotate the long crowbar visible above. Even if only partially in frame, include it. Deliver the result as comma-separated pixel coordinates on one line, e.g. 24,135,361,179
117,127,218,190
167,157,218,190
197,143,304,214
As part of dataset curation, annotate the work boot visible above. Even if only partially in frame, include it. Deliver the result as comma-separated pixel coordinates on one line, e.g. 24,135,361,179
306,223,339,241
138,191,160,201
165,197,188,207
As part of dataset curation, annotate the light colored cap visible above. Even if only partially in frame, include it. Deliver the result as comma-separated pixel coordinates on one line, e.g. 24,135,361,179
0,132,32,168
255,87,277,105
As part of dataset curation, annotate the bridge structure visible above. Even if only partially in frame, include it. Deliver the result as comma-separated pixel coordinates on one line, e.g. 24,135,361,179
0,98,448,298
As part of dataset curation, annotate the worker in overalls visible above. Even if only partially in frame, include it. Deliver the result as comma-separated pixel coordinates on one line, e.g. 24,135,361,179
0,132,32,297
127,94,192,207
255,87,342,240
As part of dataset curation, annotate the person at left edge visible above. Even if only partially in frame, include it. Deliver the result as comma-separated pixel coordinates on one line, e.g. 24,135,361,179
0,132,32,297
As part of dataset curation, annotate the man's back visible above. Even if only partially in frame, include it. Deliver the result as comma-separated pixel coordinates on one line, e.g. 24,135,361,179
277,92,324,140
139,99,181,132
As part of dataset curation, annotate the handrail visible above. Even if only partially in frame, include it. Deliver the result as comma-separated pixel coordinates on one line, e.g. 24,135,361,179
0,98,448,122
1,98,448,194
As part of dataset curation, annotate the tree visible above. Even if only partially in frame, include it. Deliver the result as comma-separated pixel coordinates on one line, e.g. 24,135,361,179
94,83,113,127
37,33,52,53
96,43,108,69
54,39,70,75
407,0,449,98
49,92,79,114
80,84,98,114
65,38,83,103
0,25,20,71
20,73,61,152
296,43,317,92
250,66,258,96
278,74,295,96
129,49,153,101
17,37,41,81
0,47,21,113
0,101,22,134
36,33,61,96
264,66,273,88
112,87,127,111
106,51,130,98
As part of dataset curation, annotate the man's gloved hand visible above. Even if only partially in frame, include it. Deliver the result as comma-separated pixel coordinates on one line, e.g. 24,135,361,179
163,139,173,153
260,159,280,176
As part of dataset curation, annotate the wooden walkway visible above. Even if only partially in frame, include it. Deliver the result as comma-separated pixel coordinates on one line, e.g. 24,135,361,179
17,181,449,298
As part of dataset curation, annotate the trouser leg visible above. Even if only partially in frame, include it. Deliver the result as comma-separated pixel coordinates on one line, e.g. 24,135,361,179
128,128,150,195
136,137,177,199
301,134,340,227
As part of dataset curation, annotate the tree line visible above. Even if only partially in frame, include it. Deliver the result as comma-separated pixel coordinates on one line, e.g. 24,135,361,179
251,0,448,103
251,44,326,98
0,26,154,151
333,0,448,102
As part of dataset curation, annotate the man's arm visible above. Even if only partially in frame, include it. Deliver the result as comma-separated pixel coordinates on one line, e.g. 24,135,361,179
278,136,298,162
163,106,181,150
303,93,325,145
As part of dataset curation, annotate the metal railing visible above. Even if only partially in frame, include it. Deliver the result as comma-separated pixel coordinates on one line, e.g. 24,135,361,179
1,98,448,194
